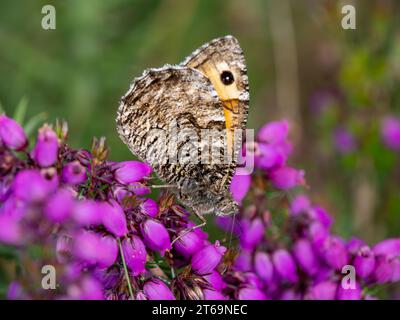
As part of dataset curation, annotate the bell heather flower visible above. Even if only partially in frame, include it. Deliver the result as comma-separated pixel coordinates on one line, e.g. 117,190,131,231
381,115,400,150
269,166,305,190
240,218,265,249
72,230,102,266
203,289,227,300
230,168,251,203
31,125,59,167
101,201,128,237
0,114,28,151
174,230,203,256
336,282,362,300
72,199,101,226
290,194,311,215
2,115,400,300
254,252,274,283
292,239,319,276
140,198,159,217
0,214,22,245
272,249,299,283
141,218,171,255
12,169,54,203
353,246,375,279
203,270,227,291
122,236,147,276
62,160,87,185
321,236,349,270
114,161,152,184
192,241,227,275
44,188,74,223
237,287,268,300
143,278,175,300
307,281,337,300
333,127,356,154
96,235,118,268
255,143,286,170
257,120,289,144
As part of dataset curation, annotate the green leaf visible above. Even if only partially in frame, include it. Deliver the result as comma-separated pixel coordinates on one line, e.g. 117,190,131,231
13,97,28,125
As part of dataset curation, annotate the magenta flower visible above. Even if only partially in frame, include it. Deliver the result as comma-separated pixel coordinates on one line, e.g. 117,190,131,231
174,230,203,256
229,168,251,203
373,255,394,284
31,125,59,167
237,287,267,300
254,252,274,283
234,249,252,272
114,161,152,184
310,206,333,228
140,198,158,218
192,241,226,275
307,281,337,300
308,221,329,249
240,218,265,249
62,160,87,185
353,246,375,279
122,236,147,276
381,116,400,150
321,236,349,270
269,166,305,190
0,114,28,151
0,214,22,245
96,235,118,268
336,282,362,300
44,188,74,223
292,239,319,276
255,143,285,170
143,278,175,300
72,230,102,266
72,199,101,226
12,169,54,203
373,238,400,256
257,120,289,144
7,281,27,300
203,289,227,300
101,201,128,237
203,270,226,291
272,249,298,283
73,276,104,300
290,194,311,215
141,219,171,255
333,127,356,154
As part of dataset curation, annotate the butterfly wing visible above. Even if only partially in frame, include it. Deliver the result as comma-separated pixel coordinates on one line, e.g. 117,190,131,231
181,35,249,190
116,66,238,215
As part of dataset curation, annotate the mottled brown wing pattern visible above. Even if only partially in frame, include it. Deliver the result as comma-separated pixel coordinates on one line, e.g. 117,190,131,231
181,35,249,191
116,35,249,216
116,66,238,215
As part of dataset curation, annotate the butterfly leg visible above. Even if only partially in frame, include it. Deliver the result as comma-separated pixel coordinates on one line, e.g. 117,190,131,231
171,211,207,246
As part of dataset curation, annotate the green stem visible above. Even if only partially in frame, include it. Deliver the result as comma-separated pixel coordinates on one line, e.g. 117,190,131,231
117,238,134,300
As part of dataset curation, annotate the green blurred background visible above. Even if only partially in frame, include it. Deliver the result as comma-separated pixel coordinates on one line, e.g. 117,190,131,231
1,0,400,244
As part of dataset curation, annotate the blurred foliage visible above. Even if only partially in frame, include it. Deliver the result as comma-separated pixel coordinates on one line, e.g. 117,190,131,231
1,0,400,291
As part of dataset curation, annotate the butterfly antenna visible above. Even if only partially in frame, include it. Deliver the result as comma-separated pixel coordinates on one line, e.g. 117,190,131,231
228,212,237,249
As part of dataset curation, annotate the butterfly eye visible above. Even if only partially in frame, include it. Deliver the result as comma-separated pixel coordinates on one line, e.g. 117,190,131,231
220,70,234,85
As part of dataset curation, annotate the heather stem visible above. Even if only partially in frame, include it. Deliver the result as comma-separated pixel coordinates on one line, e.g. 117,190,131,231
117,238,134,300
